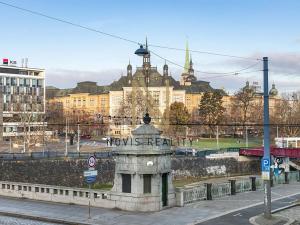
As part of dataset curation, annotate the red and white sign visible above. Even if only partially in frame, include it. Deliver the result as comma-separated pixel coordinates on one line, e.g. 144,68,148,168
88,155,96,168
3,58,8,65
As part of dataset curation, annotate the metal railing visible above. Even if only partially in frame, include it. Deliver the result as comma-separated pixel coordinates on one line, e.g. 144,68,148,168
236,179,252,193
211,182,231,198
182,185,207,204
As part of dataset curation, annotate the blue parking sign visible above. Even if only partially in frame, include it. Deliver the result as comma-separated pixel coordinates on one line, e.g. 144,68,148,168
261,158,270,172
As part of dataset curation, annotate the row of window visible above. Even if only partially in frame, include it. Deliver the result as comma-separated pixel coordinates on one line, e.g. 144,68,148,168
3,95,43,104
1,86,44,96
3,103,44,112
0,77,44,87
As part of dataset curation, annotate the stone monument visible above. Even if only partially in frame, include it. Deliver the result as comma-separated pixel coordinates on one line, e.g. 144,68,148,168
110,113,175,211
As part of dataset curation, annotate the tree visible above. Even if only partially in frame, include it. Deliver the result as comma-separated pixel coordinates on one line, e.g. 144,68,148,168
233,85,255,126
198,91,225,137
115,88,161,127
271,93,300,137
163,102,190,137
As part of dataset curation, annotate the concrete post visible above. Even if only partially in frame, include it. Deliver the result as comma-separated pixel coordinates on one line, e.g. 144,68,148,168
229,180,236,195
250,177,256,191
206,183,212,200
284,172,289,184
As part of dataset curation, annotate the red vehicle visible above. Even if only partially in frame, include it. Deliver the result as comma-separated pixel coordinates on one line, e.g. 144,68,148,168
80,134,91,139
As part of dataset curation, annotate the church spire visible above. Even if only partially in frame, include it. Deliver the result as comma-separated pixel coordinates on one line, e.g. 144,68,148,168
184,41,190,73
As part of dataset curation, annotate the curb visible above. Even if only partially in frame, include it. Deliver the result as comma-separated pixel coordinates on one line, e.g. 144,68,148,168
0,211,91,225
249,214,295,225
271,200,300,214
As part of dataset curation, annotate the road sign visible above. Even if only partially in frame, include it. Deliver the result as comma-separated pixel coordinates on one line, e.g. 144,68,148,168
84,170,98,177
88,155,96,168
262,158,270,180
85,176,97,184
262,158,270,172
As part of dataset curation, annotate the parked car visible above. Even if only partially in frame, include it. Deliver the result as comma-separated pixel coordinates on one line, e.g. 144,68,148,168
80,134,91,139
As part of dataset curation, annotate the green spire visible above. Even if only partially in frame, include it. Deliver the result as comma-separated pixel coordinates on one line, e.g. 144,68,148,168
184,41,190,73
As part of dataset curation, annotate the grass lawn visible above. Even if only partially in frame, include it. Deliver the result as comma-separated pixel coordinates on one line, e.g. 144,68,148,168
192,137,262,149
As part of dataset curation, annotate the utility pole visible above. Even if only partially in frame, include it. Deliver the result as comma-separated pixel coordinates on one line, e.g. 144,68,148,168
65,117,68,156
216,125,219,149
77,120,80,153
246,126,248,148
263,57,271,219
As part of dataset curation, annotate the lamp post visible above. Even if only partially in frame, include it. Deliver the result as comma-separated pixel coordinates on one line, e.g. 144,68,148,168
262,57,271,219
135,42,151,124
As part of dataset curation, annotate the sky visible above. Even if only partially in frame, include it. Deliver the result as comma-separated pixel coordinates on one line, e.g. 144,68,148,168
0,0,299,93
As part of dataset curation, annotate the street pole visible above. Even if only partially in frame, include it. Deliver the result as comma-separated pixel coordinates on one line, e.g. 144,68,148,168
263,57,271,219
9,136,12,153
77,122,80,153
88,184,91,219
216,125,219,149
276,126,279,138
65,117,68,156
246,126,248,148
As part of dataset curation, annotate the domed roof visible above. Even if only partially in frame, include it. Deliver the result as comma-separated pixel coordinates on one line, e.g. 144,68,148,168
269,83,278,96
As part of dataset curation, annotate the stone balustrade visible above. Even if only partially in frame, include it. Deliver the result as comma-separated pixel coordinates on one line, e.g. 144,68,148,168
0,181,116,208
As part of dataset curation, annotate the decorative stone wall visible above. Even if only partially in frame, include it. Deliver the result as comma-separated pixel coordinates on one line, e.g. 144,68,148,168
0,157,260,187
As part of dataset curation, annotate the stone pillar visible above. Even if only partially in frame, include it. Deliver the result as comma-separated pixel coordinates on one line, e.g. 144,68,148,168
284,172,289,184
229,180,236,195
250,177,256,191
206,183,212,200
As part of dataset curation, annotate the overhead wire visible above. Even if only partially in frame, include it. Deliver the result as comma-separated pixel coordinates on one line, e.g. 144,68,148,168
0,0,262,66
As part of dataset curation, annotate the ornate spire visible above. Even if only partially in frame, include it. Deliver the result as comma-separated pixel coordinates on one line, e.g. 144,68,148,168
184,41,190,73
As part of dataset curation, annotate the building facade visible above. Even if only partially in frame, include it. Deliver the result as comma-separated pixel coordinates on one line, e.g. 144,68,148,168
0,59,45,142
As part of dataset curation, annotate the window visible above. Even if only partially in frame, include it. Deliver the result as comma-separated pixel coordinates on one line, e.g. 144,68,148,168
122,174,131,193
53,189,58,194
65,190,69,196
35,187,39,192
60,190,64,195
143,174,152,193
41,188,45,193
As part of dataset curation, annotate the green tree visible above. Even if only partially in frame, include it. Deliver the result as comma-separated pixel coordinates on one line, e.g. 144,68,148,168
163,102,190,137
198,91,225,137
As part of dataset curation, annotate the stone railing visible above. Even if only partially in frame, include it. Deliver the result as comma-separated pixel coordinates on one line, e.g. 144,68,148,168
176,172,300,206
0,181,116,208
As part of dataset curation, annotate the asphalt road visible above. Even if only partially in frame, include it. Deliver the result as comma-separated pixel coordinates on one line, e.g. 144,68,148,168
197,194,300,225
0,215,61,225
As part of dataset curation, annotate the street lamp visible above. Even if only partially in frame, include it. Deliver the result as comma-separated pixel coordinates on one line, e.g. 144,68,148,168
135,42,151,124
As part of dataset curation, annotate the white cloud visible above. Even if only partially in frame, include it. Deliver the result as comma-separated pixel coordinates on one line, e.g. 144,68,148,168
46,68,123,88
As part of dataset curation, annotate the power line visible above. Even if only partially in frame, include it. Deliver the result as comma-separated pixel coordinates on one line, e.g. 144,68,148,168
0,0,262,62
0,0,139,45
151,50,262,76
149,44,262,61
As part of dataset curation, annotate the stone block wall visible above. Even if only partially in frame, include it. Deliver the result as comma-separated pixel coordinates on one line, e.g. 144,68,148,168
0,157,260,187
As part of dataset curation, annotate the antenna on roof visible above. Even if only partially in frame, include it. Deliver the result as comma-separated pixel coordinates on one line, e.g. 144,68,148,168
24,58,28,67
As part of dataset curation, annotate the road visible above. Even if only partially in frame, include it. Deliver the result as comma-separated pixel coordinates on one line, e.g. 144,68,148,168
197,193,300,225
0,215,61,225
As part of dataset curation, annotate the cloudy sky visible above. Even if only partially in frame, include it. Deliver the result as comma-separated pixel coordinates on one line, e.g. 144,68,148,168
0,0,299,94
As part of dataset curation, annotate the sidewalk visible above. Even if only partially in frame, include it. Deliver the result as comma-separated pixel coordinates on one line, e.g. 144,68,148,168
0,183,299,225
